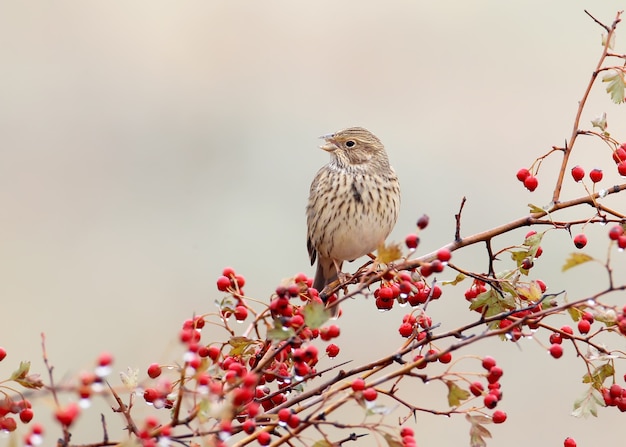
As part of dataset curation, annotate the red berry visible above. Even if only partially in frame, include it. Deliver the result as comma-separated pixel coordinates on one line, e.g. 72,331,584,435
521,258,533,270
469,381,484,396
619,235,626,250
482,356,497,370
235,274,246,288
405,234,419,250
206,345,220,361
549,333,562,344
416,215,429,230
523,175,538,191
560,325,574,338
492,410,507,424
19,408,34,423
378,286,394,300
234,305,248,321
438,352,452,364
573,233,587,249
147,363,162,379
571,165,585,182
222,267,235,277
242,419,256,434
326,343,340,358
278,408,291,423
487,366,503,384
589,168,603,183
437,248,451,262
362,387,378,401
400,427,414,437
564,437,577,447
351,378,366,392
483,393,498,409
398,322,414,338
216,276,231,291
549,344,563,359
516,168,531,182
613,147,626,164
609,383,623,398
609,225,625,240
0,347,6,362
577,319,591,335
257,431,271,445
287,413,300,429
619,161,626,176
54,403,80,427
98,352,113,367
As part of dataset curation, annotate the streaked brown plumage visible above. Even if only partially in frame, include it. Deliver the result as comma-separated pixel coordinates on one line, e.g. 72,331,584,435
306,127,401,306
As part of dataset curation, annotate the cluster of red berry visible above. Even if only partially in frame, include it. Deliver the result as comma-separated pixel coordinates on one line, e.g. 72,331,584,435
600,381,626,411
517,142,626,192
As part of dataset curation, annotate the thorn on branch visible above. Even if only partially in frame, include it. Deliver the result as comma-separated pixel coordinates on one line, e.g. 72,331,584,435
454,197,467,242
585,10,611,32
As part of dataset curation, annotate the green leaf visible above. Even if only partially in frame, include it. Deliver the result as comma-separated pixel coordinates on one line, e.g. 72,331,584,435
446,380,471,407
302,302,330,329
602,32,616,50
591,112,608,131
466,414,492,447
382,433,404,447
582,362,614,390
572,388,604,418
562,253,594,272
470,288,516,319
267,322,295,341
528,204,545,214
602,69,626,104
228,336,259,357
516,281,542,302
10,361,44,389
377,242,402,264
442,273,466,286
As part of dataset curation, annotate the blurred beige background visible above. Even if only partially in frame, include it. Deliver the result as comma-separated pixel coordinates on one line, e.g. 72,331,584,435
1,1,626,446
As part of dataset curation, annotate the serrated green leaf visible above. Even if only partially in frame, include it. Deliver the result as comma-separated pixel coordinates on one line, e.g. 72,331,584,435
572,388,604,418
266,322,295,341
582,362,614,390
446,380,471,407
516,282,542,302
442,273,466,286
602,69,626,104
470,288,516,319
302,302,330,329
562,253,594,272
10,361,44,389
467,414,492,447
228,336,259,357
378,242,403,264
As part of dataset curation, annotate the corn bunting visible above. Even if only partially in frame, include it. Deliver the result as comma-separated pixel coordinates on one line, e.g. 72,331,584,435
306,127,400,308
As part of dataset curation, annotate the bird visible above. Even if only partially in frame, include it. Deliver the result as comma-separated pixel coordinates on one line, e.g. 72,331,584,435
306,127,401,311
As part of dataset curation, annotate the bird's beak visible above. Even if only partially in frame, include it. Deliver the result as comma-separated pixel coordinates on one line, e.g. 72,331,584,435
319,134,338,152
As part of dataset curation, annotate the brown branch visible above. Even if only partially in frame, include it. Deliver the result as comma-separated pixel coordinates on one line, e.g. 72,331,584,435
552,10,623,204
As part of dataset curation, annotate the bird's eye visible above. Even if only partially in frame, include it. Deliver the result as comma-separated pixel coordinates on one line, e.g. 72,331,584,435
345,140,356,148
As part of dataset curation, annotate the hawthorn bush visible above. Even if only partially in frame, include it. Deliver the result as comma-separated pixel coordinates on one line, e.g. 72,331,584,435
2,9,626,447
